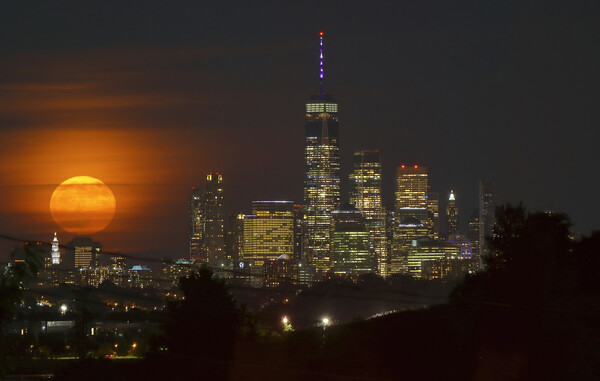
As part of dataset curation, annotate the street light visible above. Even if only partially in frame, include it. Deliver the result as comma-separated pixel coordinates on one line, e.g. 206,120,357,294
60,305,67,315
322,317,329,327
282,316,288,325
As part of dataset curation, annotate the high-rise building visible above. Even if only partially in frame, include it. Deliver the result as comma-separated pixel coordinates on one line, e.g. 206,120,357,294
389,217,429,274
331,206,374,277
204,173,225,264
427,191,440,239
242,201,294,267
349,150,388,277
446,190,459,238
303,32,340,274
110,251,127,270
467,214,480,258
394,165,428,222
225,214,244,263
293,204,304,261
406,239,461,278
66,237,101,269
478,181,494,259
188,187,205,261
391,165,429,274
51,232,60,265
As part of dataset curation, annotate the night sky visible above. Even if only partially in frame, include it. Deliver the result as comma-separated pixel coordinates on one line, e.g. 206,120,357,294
1,1,598,262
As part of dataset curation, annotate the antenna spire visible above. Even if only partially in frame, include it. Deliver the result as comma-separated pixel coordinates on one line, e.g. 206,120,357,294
319,31,324,98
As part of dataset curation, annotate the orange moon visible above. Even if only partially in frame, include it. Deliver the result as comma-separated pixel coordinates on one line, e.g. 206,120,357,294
50,176,116,235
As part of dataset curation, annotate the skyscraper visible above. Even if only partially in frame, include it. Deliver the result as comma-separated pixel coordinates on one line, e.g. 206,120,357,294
331,206,373,277
349,150,387,277
225,214,244,263
391,165,429,274
292,204,304,261
478,181,494,259
467,214,480,258
394,165,428,222
389,217,429,274
446,190,459,238
427,191,440,239
51,232,60,265
242,201,294,266
303,32,340,274
66,237,101,269
205,173,225,264
188,186,205,261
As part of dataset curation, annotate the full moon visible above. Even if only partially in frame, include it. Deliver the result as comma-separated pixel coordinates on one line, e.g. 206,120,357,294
50,176,116,235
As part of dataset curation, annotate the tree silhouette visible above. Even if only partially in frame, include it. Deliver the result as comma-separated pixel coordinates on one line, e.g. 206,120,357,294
152,265,251,378
0,244,42,380
449,203,600,379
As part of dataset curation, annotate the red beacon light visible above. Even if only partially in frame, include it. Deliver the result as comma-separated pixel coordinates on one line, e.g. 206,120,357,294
401,164,406,169
319,31,324,37
414,165,418,169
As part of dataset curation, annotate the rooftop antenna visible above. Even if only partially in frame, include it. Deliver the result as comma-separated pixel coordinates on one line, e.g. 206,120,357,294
319,31,324,99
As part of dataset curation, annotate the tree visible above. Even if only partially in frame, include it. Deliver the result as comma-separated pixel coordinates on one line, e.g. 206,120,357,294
0,244,42,379
486,204,572,287
153,266,251,378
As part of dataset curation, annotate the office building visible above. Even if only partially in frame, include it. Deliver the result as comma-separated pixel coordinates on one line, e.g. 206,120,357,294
66,237,101,269
467,214,480,258
389,217,429,274
293,204,304,261
331,206,374,277
406,239,460,278
128,265,154,289
479,181,494,259
303,32,340,274
225,214,244,263
263,255,299,287
446,190,459,238
391,165,429,274
161,258,194,289
427,191,440,240
421,257,478,281
349,150,387,276
188,187,205,261
395,165,428,215
204,173,225,264
242,201,295,267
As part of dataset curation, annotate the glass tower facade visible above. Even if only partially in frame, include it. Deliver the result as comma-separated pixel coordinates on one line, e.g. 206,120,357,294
205,173,225,264
395,165,428,212
391,165,430,274
331,207,373,277
478,180,494,260
242,201,294,266
303,32,341,275
349,150,388,277
427,191,440,239
304,96,340,274
188,186,205,261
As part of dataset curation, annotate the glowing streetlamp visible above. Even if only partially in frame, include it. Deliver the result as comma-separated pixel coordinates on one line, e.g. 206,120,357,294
60,305,67,315
322,317,329,327
281,316,293,332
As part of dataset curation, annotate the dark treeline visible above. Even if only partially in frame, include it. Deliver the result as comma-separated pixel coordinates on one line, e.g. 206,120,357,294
5,203,600,380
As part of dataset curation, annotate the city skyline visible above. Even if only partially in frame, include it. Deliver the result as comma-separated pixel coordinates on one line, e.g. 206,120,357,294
0,1,597,262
